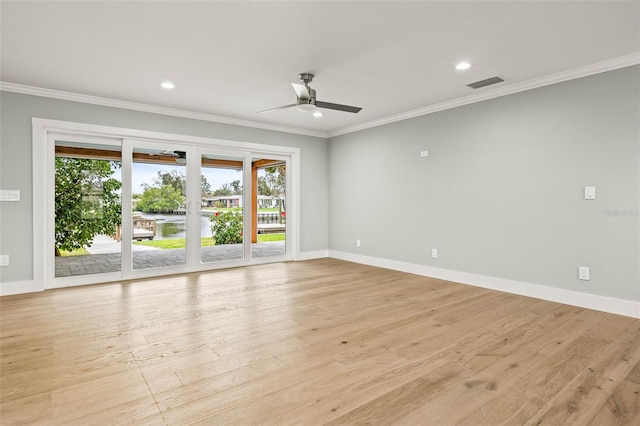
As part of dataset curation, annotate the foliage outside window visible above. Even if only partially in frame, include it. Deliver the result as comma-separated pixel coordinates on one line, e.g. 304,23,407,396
210,209,243,245
135,170,186,213
55,157,121,255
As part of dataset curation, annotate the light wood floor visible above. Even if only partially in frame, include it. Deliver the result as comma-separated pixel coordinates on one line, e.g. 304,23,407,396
1,258,639,425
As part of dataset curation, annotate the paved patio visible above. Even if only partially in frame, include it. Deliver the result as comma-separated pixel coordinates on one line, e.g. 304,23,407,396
55,241,286,277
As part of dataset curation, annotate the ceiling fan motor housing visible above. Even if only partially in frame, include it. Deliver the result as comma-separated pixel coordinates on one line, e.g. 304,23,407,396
298,87,317,107
296,87,316,112
298,72,314,85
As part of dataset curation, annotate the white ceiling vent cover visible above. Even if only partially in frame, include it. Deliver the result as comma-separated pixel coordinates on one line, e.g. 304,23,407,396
467,76,505,89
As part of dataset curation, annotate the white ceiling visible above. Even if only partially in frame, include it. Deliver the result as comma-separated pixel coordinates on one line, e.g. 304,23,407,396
1,1,639,137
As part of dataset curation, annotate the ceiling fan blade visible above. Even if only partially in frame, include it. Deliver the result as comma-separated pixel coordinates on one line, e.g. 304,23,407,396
316,101,362,113
291,83,311,101
258,103,297,114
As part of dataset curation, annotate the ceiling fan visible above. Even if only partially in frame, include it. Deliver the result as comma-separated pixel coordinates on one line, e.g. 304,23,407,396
259,73,362,114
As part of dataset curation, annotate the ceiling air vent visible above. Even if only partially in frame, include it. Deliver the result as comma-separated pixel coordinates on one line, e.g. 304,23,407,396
467,76,504,89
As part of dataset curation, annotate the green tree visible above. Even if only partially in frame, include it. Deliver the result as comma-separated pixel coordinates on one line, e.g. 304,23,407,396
230,179,242,195
257,176,272,196
212,183,233,196
201,175,212,198
153,170,185,193
261,165,285,195
212,180,243,196
55,158,121,255
136,185,184,213
136,169,188,213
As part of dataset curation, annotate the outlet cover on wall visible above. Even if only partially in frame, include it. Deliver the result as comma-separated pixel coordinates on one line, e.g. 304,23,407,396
578,266,590,281
431,248,438,259
584,186,596,200
0,190,20,201
356,239,361,248
0,255,9,267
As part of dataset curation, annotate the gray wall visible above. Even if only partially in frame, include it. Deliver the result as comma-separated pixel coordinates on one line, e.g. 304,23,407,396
328,66,640,302
2,66,638,303
0,92,329,283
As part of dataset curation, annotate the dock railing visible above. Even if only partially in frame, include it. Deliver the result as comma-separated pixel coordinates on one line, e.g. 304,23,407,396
114,216,157,241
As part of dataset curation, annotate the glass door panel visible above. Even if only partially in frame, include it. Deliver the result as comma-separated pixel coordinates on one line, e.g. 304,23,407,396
48,128,297,288
200,153,245,264
251,156,287,260
54,140,122,278
131,146,187,271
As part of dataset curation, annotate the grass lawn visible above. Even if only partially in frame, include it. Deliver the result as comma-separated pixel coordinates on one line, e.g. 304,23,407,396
59,248,90,256
256,233,285,242
134,233,285,249
133,238,214,249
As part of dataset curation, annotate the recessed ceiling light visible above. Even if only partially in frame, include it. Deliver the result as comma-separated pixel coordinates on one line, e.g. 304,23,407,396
313,111,323,118
455,62,471,71
161,81,175,89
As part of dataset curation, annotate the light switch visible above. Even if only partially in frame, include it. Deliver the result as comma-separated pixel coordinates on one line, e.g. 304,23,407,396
0,190,20,201
584,186,596,200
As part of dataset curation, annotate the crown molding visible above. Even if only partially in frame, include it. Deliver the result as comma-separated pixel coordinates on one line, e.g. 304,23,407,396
328,52,640,138
2,53,638,140
0,82,329,139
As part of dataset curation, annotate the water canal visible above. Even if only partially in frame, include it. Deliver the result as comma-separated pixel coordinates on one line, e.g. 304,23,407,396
137,212,284,239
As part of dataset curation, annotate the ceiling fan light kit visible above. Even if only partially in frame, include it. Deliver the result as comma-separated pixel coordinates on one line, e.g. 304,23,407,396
259,72,362,115
296,103,317,113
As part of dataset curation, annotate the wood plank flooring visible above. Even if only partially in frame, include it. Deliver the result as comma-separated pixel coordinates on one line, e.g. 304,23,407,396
1,258,638,425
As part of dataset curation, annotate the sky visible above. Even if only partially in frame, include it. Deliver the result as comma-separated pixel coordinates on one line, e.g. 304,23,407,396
112,163,243,194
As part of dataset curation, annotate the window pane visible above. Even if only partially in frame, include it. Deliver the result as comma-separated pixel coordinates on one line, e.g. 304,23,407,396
201,154,244,264
132,147,187,270
54,141,122,277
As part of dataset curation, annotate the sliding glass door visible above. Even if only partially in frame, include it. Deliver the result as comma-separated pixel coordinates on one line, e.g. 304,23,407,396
251,155,288,261
128,142,189,273
53,138,123,279
123,142,252,276
198,151,247,266
47,127,295,288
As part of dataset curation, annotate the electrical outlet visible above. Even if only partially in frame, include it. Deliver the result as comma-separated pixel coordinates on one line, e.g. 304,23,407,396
0,255,9,267
356,239,361,248
584,186,596,200
431,248,438,259
578,266,590,281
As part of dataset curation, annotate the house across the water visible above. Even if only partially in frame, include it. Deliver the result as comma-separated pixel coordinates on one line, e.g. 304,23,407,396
203,195,284,209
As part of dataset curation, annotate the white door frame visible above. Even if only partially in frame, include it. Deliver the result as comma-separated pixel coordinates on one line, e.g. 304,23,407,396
33,118,300,291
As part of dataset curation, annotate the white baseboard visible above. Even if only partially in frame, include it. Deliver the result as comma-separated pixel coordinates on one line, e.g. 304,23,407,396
297,250,329,261
329,250,640,319
0,279,42,296
5,253,637,319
